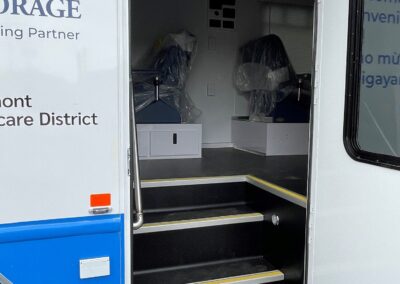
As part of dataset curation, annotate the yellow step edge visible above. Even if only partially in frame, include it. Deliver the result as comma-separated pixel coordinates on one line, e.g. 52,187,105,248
142,213,263,228
246,175,307,205
193,269,284,284
141,174,307,207
142,175,246,184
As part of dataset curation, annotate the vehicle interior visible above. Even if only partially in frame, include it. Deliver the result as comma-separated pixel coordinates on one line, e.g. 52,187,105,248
131,0,315,283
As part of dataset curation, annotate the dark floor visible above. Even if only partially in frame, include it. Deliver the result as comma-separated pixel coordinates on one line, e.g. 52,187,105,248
140,148,308,196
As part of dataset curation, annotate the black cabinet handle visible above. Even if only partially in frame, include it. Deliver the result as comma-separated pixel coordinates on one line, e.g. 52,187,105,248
173,133,177,144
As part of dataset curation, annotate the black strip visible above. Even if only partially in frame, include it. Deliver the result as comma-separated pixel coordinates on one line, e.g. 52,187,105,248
223,8,236,19
223,21,235,29
210,0,221,9
344,0,400,170
209,19,222,28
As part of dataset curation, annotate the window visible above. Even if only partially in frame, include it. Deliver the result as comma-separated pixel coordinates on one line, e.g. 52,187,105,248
345,0,400,169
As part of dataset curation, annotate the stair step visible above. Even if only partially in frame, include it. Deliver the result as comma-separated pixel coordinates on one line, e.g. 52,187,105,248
135,206,264,234
141,182,250,212
134,256,284,284
134,222,266,271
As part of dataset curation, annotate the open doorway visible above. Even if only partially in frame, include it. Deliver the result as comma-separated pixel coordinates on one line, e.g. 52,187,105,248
131,0,315,283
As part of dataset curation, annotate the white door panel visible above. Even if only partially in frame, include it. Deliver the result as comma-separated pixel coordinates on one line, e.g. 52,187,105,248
308,0,400,283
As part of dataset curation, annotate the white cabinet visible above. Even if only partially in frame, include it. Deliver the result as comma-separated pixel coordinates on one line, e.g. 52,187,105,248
232,118,309,156
137,124,202,159
137,130,150,157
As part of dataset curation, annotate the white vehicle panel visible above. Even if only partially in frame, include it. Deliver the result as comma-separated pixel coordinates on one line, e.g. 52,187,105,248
0,0,127,224
308,0,400,283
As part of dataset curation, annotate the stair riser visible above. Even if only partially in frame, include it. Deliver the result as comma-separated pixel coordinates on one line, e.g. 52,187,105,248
247,187,306,284
142,183,252,212
134,222,266,271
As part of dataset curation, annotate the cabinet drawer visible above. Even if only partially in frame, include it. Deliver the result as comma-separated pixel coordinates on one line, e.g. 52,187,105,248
150,130,200,157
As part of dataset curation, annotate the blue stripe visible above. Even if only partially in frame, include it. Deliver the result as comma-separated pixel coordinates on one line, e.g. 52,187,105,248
0,215,125,283
0,214,122,244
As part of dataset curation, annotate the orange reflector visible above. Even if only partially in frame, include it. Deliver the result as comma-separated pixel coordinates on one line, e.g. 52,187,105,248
90,194,111,207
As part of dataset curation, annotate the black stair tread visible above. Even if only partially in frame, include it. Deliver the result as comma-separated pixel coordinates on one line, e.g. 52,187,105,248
140,147,308,196
134,256,283,284
143,205,263,224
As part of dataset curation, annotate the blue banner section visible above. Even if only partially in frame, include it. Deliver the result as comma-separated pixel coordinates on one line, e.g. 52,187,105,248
0,215,124,284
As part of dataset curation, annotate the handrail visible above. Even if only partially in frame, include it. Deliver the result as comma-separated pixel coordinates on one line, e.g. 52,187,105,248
129,78,144,230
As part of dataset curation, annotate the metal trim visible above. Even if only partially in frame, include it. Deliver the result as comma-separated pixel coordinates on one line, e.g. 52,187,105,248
129,78,144,230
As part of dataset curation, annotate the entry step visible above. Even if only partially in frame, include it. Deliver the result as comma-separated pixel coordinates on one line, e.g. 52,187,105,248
134,256,284,284
134,206,264,234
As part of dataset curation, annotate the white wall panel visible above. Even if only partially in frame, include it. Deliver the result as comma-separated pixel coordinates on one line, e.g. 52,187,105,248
0,0,128,224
